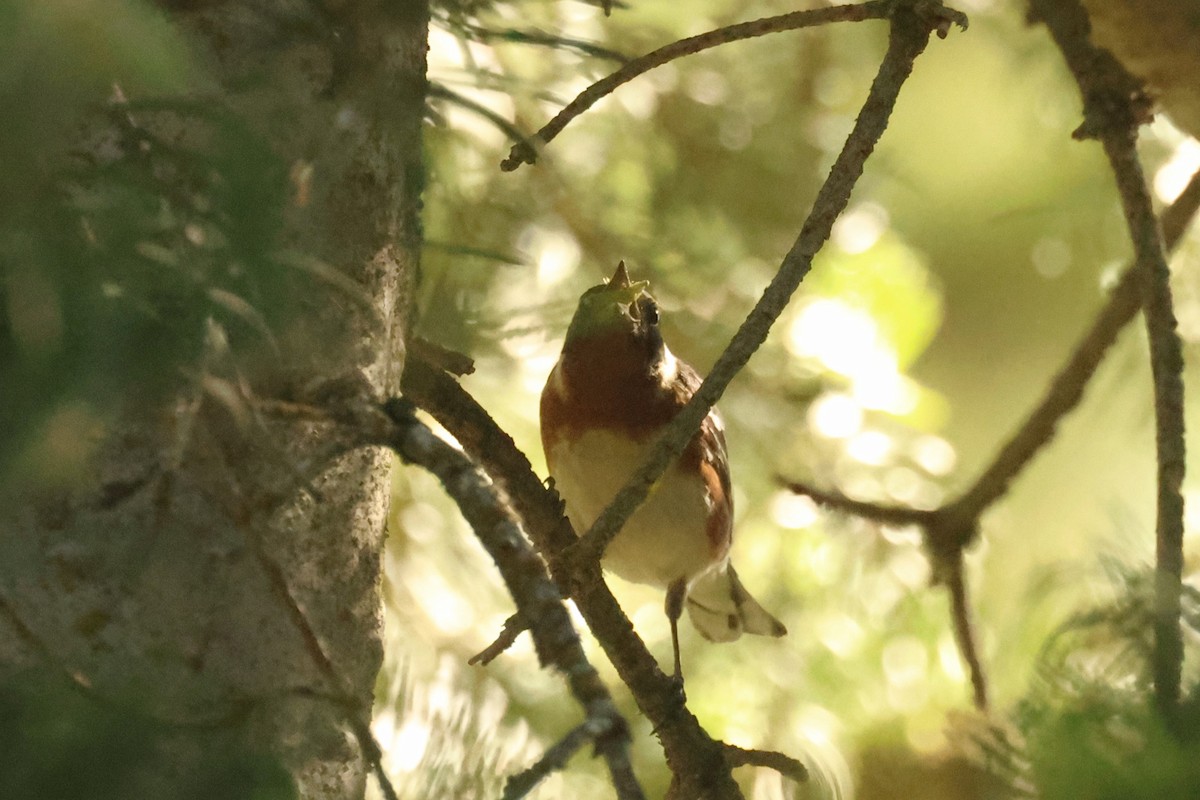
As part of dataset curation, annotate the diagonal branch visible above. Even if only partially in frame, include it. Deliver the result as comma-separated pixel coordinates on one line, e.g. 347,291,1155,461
501,719,608,800
1028,0,1187,719
945,557,988,710
931,169,1200,556
401,360,745,799
782,479,936,526
375,399,644,800
501,1,897,171
723,743,810,785
569,0,965,576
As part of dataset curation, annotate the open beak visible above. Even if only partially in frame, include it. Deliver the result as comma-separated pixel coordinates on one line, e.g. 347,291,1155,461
608,260,649,306
610,260,632,289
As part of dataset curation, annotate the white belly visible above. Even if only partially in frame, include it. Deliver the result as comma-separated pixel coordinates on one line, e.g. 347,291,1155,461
549,429,721,588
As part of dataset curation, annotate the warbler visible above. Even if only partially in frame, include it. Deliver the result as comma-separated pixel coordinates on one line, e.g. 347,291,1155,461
540,262,786,678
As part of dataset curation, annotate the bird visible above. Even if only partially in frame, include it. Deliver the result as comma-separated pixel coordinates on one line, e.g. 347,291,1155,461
540,261,786,679
1080,0,1200,140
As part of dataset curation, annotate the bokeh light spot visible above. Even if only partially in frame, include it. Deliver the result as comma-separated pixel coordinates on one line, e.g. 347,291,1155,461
809,393,863,439
769,491,820,529
832,202,889,255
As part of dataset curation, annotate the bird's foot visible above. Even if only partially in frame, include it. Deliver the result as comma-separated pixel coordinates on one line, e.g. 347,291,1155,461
650,670,689,737
667,670,687,707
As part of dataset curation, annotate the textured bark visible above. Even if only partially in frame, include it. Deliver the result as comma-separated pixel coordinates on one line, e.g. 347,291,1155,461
0,2,427,798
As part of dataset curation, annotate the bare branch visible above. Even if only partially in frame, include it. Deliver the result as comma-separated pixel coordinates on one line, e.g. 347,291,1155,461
783,479,935,526
945,558,988,711
429,83,530,146
787,168,1200,551
377,399,644,800
411,336,476,377
783,170,1200,710
501,1,895,171
469,612,526,666
502,720,605,800
938,171,1200,551
724,743,810,785
1028,0,1186,718
401,360,743,798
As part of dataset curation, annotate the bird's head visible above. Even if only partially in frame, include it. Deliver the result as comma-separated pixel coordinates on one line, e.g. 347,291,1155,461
564,261,661,349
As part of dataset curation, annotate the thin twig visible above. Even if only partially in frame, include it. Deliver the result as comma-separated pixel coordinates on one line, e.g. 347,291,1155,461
469,612,526,665
458,23,629,63
428,83,530,145
782,479,935,526
411,335,476,377
569,0,964,575
1028,0,1186,719
945,557,989,710
723,743,810,785
502,721,599,800
500,1,894,171
377,400,644,800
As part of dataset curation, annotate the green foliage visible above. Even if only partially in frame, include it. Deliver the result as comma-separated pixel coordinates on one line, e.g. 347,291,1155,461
1,3,307,483
0,0,188,188
1001,567,1200,799
0,671,296,800
1023,694,1200,800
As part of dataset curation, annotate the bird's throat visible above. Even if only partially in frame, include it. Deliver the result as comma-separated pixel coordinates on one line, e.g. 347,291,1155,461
546,330,677,437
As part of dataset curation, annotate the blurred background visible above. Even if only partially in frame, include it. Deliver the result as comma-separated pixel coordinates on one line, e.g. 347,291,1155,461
386,0,1200,797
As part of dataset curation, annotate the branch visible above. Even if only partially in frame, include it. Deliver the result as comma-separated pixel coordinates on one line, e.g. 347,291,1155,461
500,1,897,171
939,176,1200,552
456,23,629,64
782,479,935,526
401,359,744,799
428,82,530,145
1028,0,1186,719
502,719,606,800
376,399,644,800
945,557,988,710
723,743,810,785
569,0,964,576
468,612,525,666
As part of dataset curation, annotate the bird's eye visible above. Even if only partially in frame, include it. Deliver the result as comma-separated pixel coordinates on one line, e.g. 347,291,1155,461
639,298,660,326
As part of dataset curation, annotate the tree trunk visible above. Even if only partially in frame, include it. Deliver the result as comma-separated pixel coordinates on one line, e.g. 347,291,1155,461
0,3,428,797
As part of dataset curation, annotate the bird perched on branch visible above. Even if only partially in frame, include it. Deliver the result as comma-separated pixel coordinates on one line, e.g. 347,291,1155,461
540,262,786,678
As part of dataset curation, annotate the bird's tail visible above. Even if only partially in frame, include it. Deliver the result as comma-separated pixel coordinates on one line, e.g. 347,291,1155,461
685,564,787,643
